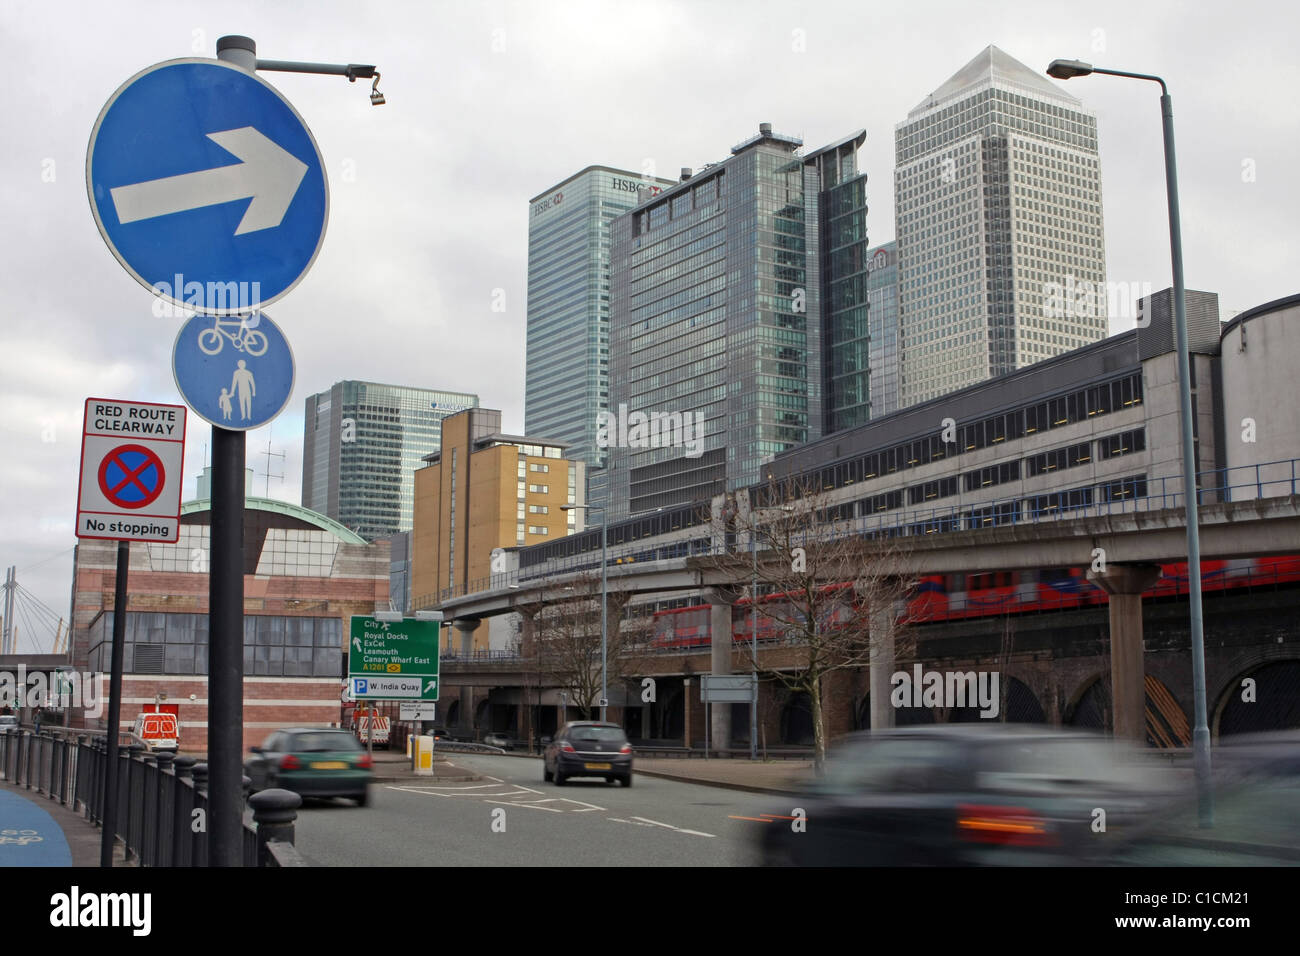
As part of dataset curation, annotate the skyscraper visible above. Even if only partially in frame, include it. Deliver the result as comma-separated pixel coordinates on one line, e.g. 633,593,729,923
865,240,901,418
813,133,872,434
894,46,1107,409
526,167,675,508
607,125,869,516
301,381,479,540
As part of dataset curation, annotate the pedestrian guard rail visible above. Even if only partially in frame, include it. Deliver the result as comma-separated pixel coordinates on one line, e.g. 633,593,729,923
0,729,306,866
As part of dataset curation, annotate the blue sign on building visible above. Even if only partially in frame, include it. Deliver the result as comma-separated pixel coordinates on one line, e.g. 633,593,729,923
172,312,295,431
87,58,328,314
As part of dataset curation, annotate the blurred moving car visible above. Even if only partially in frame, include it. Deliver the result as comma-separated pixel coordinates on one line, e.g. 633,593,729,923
544,722,633,787
0,715,19,733
483,732,514,750
245,728,373,807
1111,730,1300,865
761,725,1181,866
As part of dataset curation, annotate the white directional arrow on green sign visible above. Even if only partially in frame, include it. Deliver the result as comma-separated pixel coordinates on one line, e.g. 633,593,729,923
348,616,440,700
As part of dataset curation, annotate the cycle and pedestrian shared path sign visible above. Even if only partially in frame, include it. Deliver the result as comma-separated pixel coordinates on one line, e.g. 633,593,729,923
348,617,441,701
172,311,294,431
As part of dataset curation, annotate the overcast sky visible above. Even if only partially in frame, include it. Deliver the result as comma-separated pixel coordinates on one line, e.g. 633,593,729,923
2,0,1296,648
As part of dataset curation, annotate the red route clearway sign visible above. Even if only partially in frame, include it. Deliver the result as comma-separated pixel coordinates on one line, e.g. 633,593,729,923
76,397,187,543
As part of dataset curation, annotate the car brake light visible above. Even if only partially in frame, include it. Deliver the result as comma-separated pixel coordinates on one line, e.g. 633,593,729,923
619,743,632,754
357,753,372,770
280,754,301,770
561,742,576,753
956,804,1057,847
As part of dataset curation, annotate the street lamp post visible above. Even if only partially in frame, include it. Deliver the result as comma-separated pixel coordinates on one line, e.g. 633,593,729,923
1046,58,1212,826
561,504,664,724
563,504,609,721
750,527,758,761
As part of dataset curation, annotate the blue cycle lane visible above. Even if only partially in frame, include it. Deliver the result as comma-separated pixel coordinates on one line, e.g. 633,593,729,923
0,788,72,866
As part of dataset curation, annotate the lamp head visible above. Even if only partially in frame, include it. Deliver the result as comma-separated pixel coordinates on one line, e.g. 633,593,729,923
1046,58,1093,80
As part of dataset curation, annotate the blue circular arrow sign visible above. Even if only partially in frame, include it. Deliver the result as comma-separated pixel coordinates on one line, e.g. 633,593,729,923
172,312,295,431
87,59,328,314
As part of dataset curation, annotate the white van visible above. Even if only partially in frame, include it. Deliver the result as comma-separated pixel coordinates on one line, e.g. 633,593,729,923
132,712,179,752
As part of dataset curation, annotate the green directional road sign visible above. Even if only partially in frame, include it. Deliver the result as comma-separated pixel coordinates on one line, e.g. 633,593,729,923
348,616,440,701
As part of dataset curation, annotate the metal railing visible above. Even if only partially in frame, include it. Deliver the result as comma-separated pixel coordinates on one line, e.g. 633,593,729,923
427,458,1300,606
0,729,305,867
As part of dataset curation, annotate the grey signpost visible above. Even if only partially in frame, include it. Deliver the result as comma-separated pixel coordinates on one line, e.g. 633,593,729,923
86,35,381,865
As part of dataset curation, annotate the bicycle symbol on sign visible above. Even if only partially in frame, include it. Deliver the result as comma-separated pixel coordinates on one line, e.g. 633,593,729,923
197,315,268,357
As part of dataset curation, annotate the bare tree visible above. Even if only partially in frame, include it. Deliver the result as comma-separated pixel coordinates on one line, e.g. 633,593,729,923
698,475,920,773
524,571,645,721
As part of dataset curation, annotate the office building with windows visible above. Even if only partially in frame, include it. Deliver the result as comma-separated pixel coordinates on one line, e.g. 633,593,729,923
526,167,675,508
865,241,901,419
302,381,479,541
410,407,584,651
894,45,1107,409
607,124,870,516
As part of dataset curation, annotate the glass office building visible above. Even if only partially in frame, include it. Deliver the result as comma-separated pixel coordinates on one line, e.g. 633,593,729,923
809,133,871,433
526,167,675,509
302,381,479,540
865,241,901,418
894,46,1107,409
608,125,870,516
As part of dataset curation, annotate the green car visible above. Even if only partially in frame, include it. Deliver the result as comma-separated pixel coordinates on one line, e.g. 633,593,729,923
245,728,373,807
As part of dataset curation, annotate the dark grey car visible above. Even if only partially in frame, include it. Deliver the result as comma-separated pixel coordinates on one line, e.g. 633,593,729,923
761,725,1178,866
544,721,633,787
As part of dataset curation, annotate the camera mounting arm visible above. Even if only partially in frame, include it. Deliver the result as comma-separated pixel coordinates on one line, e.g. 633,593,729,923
215,35,384,104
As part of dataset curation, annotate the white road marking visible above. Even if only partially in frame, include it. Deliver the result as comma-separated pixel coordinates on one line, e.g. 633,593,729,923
629,816,717,838
495,801,563,813
386,781,605,813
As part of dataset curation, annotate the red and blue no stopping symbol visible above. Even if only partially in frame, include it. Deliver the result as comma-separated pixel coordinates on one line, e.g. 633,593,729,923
98,443,165,509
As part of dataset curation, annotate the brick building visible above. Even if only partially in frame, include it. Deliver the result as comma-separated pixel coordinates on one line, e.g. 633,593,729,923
70,475,389,752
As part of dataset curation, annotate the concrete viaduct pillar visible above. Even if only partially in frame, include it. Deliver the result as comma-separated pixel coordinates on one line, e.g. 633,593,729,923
1087,563,1162,742
453,617,480,658
706,589,737,754
451,619,482,735
516,611,537,746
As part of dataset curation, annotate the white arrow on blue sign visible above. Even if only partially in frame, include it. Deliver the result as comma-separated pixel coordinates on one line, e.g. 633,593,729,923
87,58,328,315
172,312,295,431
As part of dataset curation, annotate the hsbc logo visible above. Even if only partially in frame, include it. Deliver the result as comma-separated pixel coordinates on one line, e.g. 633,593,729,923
531,191,564,218
613,177,662,197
